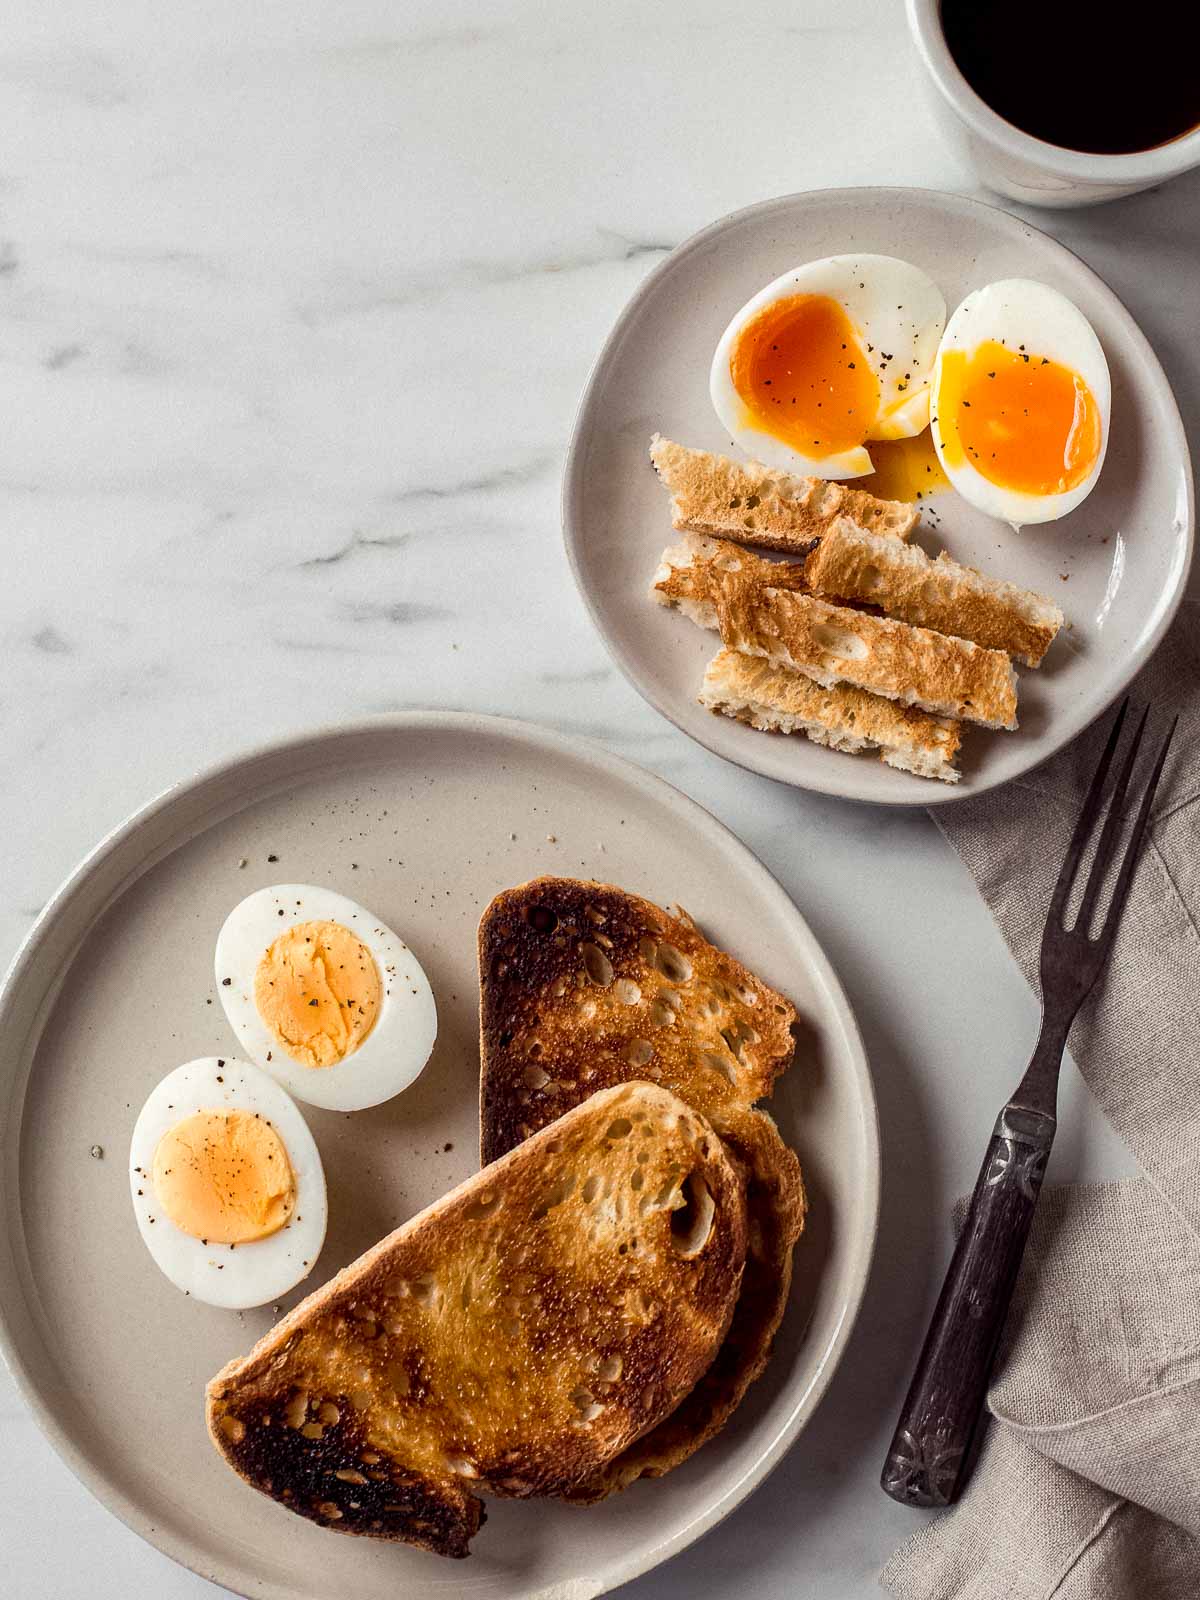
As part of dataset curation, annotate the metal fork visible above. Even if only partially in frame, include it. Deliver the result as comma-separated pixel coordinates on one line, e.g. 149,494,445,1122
881,698,1177,1510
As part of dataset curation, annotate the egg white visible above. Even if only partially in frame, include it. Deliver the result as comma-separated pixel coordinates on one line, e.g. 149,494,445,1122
129,1057,327,1310
215,883,437,1111
931,279,1110,528
710,254,947,478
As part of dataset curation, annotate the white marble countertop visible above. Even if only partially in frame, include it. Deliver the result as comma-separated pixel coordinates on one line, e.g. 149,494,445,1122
1,2,1195,1595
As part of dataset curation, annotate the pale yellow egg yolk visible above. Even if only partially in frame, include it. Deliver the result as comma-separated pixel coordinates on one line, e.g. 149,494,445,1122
152,1108,295,1245
253,919,382,1069
730,292,881,458
935,339,1101,497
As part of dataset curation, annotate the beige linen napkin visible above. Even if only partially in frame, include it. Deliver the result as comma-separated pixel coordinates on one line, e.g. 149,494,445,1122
882,600,1200,1598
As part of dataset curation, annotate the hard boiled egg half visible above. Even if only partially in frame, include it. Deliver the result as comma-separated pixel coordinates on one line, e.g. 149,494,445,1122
710,255,947,479
931,279,1110,527
215,884,437,1111
130,1057,327,1309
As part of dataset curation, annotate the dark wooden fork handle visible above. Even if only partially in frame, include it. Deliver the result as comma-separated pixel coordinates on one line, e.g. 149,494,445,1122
880,1104,1054,1507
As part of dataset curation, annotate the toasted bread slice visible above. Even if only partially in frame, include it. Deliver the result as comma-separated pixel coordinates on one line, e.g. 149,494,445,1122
804,518,1064,666
650,434,918,550
479,879,798,1161
207,1082,746,1558
565,1105,803,1502
701,647,962,783
478,878,806,1500
655,535,1018,730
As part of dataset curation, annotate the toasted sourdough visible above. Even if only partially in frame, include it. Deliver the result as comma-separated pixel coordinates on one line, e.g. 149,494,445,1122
701,647,962,783
805,518,1064,667
650,434,918,550
478,877,806,1501
207,1082,746,1558
654,534,1018,730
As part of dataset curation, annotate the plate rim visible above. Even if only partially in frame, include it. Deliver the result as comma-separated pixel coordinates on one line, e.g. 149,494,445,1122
561,183,1195,808
0,708,881,1600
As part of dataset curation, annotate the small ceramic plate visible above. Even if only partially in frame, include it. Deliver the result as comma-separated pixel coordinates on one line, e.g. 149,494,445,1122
563,187,1193,805
0,713,878,1600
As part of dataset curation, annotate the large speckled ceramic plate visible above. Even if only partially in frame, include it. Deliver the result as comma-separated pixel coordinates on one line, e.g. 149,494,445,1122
563,187,1192,805
0,712,877,1600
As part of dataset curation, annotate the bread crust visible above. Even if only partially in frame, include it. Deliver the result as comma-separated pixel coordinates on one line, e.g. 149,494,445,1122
650,434,918,550
478,878,806,1498
804,518,1063,667
655,535,1018,730
207,1082,746,1557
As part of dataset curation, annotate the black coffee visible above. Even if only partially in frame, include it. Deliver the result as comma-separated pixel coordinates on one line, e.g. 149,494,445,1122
942,0,1200,155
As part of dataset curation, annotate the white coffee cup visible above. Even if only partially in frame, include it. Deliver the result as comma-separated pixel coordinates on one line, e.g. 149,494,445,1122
906,0,1200,207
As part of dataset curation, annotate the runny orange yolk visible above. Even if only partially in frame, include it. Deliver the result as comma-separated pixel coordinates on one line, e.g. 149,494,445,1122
935,339,1101,496
254,919,382,1069
152,1109,295,1244
729,293,880,458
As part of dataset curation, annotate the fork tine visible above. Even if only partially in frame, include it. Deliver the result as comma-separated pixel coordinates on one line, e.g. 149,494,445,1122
1074,705,1149,933
1094,714,1177,954
1048,698,1129,926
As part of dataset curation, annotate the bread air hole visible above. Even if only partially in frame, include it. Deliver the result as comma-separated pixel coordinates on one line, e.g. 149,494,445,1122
702,1049,737,1083
720,1022,759,1062
812,622,869,660
860,563,884,594
581,943,614,986
605,1117,633,1140
533,1171,577,1218
284,1390,309,1430
524,905,558,933
654,943,692,983
670,1171,716,1259
465,1191,501,1220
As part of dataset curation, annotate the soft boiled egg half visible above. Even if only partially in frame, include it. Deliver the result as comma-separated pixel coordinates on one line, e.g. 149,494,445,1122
130,1057,327,1309
931,279,1110,527
710,255,947,479
216,884,437,1112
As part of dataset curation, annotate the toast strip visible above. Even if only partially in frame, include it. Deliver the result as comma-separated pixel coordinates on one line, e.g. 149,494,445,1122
478,878,806,1499
804,517,1064,666
207,1083,746,1558
649,532,809,631
654,535,1019,730
701,647,961,783
650,433,919,551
